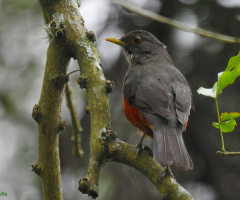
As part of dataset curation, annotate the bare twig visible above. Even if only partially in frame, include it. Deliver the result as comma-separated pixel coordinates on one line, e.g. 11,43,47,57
217,151,240,156
65,83,84,158
112,0,240,44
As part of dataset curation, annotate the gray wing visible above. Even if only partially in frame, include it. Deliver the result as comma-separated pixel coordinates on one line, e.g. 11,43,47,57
172,83,192,125
133,82,172,120
123,67,192,124
123,68,172,120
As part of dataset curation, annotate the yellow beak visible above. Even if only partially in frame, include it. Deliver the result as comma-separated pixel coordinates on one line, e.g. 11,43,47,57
105,38,125,46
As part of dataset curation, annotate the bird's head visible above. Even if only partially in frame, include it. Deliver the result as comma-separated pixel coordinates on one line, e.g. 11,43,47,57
106,30,166,65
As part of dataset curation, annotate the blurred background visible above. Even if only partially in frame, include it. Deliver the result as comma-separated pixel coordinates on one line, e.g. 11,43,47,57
1,0,240,199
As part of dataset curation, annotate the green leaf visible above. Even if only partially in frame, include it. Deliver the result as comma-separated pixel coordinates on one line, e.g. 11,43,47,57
197,82,217,98
216,64,240,97
212,119,237,133
217,72,224,80
197,52,240,99
220,112,240,122
212,122,220,129
225,51,240,72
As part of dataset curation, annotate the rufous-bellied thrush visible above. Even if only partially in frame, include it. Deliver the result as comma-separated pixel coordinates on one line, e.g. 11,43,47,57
106,30,193,171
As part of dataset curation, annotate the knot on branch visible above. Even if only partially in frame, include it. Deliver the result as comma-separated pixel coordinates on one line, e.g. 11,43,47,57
99,128,119,160
99,127,117,142
77,77,88,89
51,74,69,89
59,120,67,132
85,106,90,115
106,80,114,93
86,31,96,44
32,104,43,123
78,178,98,199
31,163,41,176
44,12,65,41
108,140,122,156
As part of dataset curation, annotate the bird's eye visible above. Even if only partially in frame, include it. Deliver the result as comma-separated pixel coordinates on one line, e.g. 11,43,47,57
132,36,142,44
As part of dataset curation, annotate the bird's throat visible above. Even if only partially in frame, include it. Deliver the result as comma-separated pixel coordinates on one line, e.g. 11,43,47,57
122,49,143,65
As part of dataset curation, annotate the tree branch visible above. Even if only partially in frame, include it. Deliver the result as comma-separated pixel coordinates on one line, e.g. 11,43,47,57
112,0,240,44
32,30,70,200
111,139,194,200
37,0,111,198
65,83,84,158
79,129,194,199
217,151,240,156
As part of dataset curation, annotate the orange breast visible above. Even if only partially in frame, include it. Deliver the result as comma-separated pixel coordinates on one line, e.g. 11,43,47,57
123,96,153,137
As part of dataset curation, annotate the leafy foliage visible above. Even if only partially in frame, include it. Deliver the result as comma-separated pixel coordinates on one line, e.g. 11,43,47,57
197,52,240,153
220,112,240,122
212,119,236,133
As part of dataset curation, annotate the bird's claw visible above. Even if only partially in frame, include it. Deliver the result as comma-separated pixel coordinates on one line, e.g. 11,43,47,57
162,165,175,179
135,142,143,155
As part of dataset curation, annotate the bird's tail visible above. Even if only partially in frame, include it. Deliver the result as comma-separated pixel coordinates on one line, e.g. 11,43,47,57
153,125,193,170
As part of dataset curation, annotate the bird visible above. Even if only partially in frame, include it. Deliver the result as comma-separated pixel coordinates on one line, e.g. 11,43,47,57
105,30,193,171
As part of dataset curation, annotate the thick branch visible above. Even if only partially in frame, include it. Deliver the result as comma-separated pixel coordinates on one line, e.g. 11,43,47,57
32,37,70,200
38,0,111,198
79,129,194,199
112,0,240,44
110,139,194,200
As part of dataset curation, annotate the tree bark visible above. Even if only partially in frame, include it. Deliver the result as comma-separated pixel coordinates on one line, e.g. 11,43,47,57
32,33,70,200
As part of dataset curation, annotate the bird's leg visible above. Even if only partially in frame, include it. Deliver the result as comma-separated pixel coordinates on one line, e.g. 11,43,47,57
165,165,175,179
136,130,146,148
136,130,147,155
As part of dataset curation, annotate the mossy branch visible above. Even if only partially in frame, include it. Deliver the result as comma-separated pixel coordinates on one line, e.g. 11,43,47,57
79,129,194,200
32,33,70,200
112,0,240,44
36,0,111,199
111,139,193,200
